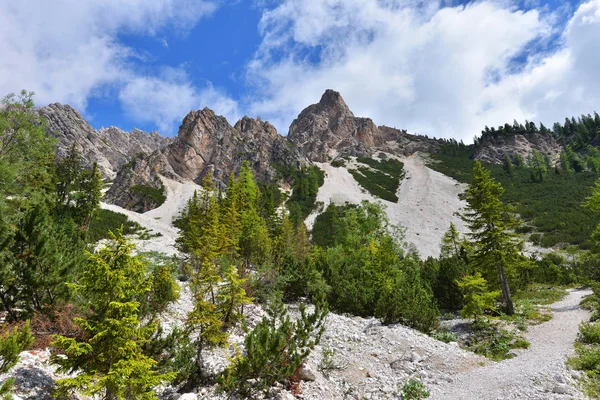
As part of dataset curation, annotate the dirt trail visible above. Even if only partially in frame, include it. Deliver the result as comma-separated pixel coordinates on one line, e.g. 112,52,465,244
431,288,592,400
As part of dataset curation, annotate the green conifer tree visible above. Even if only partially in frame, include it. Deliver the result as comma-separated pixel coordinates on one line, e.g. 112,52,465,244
185,290,229,385
217,265,253,328
461,161,525,315
0,322,34,399
51,232,174,400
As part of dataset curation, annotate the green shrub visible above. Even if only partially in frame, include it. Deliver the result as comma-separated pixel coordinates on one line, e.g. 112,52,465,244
131,183,167,209
331,159,346,168
148,265,180,314
580,322,600,345
431,329,457,343
466,319,526,361
218,299,327,397
401,378,430,400
86,209,141,243
0,321,34,397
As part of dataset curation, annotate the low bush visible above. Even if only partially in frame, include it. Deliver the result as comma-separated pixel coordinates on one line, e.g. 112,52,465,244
431,329,457,343
86,209,141,243
401,378,430,400
580,322,600,345
218,299,327,397
465,319,529,361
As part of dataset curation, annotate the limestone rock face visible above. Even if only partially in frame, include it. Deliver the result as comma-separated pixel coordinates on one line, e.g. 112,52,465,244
473,132,562,164
288,89,380,162
104,109,303,209
37,103,170,179
288,90,442,162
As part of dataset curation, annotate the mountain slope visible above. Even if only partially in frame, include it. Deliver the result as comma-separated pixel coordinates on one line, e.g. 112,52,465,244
37,103,170,179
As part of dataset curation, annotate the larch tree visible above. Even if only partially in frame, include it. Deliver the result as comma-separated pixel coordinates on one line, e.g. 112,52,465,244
461,161,525,315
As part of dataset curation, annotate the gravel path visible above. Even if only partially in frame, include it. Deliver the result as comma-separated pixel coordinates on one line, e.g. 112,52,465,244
431,288,592,400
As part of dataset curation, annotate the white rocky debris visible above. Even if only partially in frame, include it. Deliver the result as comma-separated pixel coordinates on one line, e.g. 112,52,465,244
306,154,469,258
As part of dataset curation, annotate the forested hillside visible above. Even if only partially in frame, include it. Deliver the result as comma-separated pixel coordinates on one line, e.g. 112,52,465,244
3,91,600,398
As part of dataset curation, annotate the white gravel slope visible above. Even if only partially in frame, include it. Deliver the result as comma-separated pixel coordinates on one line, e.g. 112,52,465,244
100,175,202,256
430,288,592,400
306,154,469,258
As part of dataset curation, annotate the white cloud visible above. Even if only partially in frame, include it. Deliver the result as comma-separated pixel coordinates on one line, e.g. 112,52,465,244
248,0,600,141
119,71,240,135
0,0,223,134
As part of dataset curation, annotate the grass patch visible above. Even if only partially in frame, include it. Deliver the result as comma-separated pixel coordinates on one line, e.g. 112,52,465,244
464,319,529,361
430,328,457,343
513,284,567,305
348,157,404,202
87,209,141,243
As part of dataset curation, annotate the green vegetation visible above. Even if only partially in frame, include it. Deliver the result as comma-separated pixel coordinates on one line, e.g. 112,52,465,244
0,322,34,398
569,285,600,397
218,299,327,397
51,232,175,399
313,202,438,332
87,208,141,242
348,157,405,202
131,183,167,210
430,328,457,343
428,150,600,249
466,319,529,361
287,165,325,225
401,379,430,399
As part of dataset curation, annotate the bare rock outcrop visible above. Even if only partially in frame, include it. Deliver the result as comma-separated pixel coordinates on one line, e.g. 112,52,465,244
287,90,442,162
287,90,380,162
37,103,170,179
473,132,562,164
104,109,303,210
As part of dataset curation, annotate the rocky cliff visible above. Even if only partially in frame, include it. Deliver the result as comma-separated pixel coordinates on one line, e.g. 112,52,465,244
473,132,563,164
287,90,380,162
37,103,170,179
104,109,303,211
287,89,442,162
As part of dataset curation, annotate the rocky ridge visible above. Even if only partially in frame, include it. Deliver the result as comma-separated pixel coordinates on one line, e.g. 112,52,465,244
104,90,447,211
287,90,442,163
42,89,563,213
473,131,562,164
37,103,170,179
104,109,303,210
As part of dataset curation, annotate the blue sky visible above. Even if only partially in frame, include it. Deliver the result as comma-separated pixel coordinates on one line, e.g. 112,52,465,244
0,0,598,142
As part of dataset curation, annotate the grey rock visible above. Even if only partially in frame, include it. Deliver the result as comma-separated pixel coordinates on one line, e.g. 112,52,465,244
552,384,570,394
473,131,562,165
106,110,304,211
37,103,170,179
297,362,317,381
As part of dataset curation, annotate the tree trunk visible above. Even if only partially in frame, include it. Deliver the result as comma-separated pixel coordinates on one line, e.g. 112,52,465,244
497,264,514,315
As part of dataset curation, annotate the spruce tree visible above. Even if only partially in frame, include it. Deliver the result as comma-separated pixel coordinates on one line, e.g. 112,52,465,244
185,290,228,385
461,161,525,315
51,232,174,399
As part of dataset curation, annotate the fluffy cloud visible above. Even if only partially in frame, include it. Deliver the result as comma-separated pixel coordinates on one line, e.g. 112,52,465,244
248,0,600,141
0,0,225,133
119,71,240,135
